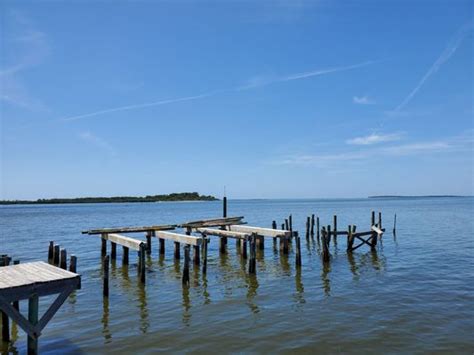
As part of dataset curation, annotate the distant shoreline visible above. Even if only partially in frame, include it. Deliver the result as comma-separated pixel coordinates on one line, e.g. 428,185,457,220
368,195,469,199
0,192,219,205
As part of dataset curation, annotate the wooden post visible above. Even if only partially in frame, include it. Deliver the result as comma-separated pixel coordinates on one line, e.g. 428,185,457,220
272,220,277,247
333,215,337,244
48,241,54,262
111,242,117,260
283,235,289,255
257,235,264,250
281,223,285,230
327,224,332,244
27,294,39,355
122,246,129,265
295,232,302,267
311,214,315,238
393,213,397,234
182,245,190,285
146,231,152,255
174,242,180,259
285,219,289,231
248,234,256,274
378,212,382,230
371,224,378,249
70,255,77,273
347,225,354,252
289,215,293,232
306,216,310,240
103,255,109,297
322,227,330,263
223,196,227,217
202,235,208,274
316,217,320,240
60,249,67,270
159,238,165,255
101,235,107,256
139,244,146,284
193,245,200,265
53,245,60,266
371,211,375,227
219,237,226,254
242,239,248,259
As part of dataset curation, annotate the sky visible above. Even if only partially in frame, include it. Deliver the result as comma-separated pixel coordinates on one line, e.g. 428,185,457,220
0,0,473,200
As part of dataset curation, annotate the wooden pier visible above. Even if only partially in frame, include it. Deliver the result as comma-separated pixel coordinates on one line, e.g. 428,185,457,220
0,261,81,354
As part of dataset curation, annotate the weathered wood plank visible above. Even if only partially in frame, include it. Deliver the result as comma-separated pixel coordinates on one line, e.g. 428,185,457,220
82,224,177,235
102,233,143,251
155,231,203,246
227,225,291,238
195,228,250,240
180,216,244,228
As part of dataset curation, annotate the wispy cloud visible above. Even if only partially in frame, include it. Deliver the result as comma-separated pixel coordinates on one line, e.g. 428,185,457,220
353,95,375,105
0,10,50,110
274,133,471,166
346,133,402,145
60,60,375,122
240,61,375,90
61,92,217,122
393,21,473,112
78,131,116,156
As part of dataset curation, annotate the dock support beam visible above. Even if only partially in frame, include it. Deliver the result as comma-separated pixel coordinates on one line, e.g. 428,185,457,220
101,235,107,256
174,242,180,259
139,244,146,284
122,246,129,265
202,235,208,274
111,242,117,260
248,234,256,274
182,246,190,285
27,294,39,355
159,238,165,256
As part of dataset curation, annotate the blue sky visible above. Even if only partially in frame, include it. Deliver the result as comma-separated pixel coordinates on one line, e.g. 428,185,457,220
1,0,473,199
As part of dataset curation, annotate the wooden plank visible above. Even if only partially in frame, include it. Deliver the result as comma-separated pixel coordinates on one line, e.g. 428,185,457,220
227,225,291,238
155,231,203,246
103,234,143,251
180,216,245,228
371,225,384,235
195,228,250,240
82,224,177,235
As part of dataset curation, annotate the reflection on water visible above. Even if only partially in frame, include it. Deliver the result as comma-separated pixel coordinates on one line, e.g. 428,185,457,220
182,285,191,326
137,283,149,334
246,275,259,314
347,249,387,279
321,262,331,296
294,269,305,306
102,297,111,343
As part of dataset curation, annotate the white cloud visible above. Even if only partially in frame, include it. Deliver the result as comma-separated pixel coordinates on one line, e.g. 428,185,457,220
346,133,402,145
353,95,375,105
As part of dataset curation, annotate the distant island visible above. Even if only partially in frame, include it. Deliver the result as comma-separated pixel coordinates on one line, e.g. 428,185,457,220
368,195,468,199
0,192,219,205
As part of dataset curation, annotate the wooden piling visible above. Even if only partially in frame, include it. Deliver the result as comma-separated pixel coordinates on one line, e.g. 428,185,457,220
272,220,277,246
316,217,320,240
193,245,200,265
53,245,60,266
327,224,332,244
333,215,338,244
306,216,310,240
378,212,382,230
111,242,117,260
371,211,375,227
101,235,107,256
48,241,54,262
174,242,181,259
103,255,109,297
223,196,227,217
347,225,354,252
159,238,165,255
146,231,152,255
285,219,289,231
257,235,264,250
281,223,285,231
249,234,256,274
295,232,302,267
242,239,248,259
311,214,315,238
27,294,39,355
393,213,397,234
371,224,378,249
70,255,77,273
321,227,330,263
60,249,67,270
139,243,146,284
182,245,190,285
289,215,293,231
122,246,129,265
202,235,208,274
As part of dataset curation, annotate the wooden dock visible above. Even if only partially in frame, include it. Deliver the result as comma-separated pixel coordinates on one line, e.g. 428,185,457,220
0,261,81,354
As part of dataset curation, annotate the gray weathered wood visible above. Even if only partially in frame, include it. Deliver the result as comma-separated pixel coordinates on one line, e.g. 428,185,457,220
83,224,177,235
102,233,144,251
196,228,250,240
228,225,291,238
155,231,204,246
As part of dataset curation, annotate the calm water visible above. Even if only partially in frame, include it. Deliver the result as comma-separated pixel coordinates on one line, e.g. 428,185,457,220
1,198,473,354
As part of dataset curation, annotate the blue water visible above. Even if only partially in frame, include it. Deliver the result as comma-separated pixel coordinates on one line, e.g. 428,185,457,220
1,198,473,354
